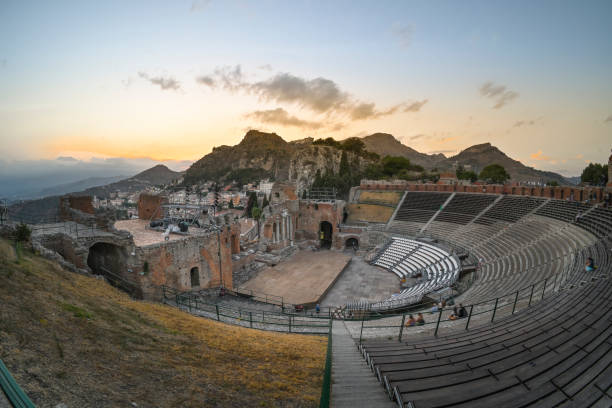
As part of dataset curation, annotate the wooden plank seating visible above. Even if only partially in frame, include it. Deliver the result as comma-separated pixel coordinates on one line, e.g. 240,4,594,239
475,195,546,224
435,194,498,225
395,192,451,224
359,274,612,407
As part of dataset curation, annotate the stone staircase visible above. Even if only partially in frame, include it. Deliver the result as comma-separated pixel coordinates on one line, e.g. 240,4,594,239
331,320,394,408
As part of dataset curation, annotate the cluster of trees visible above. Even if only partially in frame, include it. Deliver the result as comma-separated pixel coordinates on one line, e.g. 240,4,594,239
456,165,478,182
244,191,270,218
478,164,510,184
313,137,380,160
311,151,363,198
226,168,273,186
581,163,609,185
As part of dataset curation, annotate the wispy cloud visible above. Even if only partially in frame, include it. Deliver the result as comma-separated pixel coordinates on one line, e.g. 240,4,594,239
252,73,348,113
190,0,211,12
479,81,519,109
404,100,428,112
605,114,612,123
392,24,413,48
512,116,542,129
258,64,273,71
246,108,324,130
196,65,427,123
196,65,245,91
195,75,215,87
530,150,553,161
409,134,429,141
121,77,134,89
138,72,181,91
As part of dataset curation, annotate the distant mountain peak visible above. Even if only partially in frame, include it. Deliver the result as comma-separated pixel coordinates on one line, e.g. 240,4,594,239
461,142,493,153
134,164,180,180
239,129,287,146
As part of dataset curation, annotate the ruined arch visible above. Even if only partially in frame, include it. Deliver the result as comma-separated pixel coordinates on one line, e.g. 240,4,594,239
190,266,200,287
345,237,359,251
319,221,333,249
87,242,127,276
87,242,141,297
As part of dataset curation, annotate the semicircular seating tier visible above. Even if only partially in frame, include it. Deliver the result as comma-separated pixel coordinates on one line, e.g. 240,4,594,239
357,238,460,311
352,192,611,311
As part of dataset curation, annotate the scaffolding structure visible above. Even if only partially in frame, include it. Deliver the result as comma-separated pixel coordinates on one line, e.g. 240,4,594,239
305,188,337,202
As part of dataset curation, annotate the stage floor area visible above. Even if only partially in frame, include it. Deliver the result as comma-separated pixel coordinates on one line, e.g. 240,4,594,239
238,250,351,306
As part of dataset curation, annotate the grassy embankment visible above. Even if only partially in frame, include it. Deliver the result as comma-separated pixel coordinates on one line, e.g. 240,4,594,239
0,239,326,407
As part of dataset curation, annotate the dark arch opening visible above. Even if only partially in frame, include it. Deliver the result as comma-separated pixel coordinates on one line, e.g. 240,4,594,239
345,237,359,251
87,242,140,297
190,267,200,287
319,221,333,249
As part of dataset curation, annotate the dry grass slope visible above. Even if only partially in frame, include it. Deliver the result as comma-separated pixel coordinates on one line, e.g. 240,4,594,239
346,203,395,224
358,191,402,205
0,239,326,408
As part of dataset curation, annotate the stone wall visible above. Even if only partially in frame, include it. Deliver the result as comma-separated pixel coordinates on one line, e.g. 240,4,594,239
359,181,606,203
63,195,95,214
127,223,240,299
295,200,345,249
137,193,167,221
36,233,88,269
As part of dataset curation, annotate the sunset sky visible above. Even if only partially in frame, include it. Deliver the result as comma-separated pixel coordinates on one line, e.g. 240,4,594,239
1,0,611,177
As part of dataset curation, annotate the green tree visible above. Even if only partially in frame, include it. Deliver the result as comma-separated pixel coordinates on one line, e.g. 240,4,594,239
581,163,608,185
546,180,559,187
364,163,384,179
456,165,478,182
245,191,257,217
382,156,412,177
228,199,234,209
262,194,270,209
341,137,365,154
339,151,350,176
15,223,31,242
479,164,510,184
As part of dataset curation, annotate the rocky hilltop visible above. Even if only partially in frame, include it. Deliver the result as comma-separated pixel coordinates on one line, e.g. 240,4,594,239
185,130,570,187
84,164,183,198
361,133,446,169
184,130,374,191
444,143,567,184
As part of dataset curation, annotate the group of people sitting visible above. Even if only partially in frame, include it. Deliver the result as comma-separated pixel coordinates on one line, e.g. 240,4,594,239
405,302,468,327
405,313,426,326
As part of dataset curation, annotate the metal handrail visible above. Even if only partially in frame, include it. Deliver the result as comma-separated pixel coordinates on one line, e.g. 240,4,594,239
0,359,36,408
318,320,333,408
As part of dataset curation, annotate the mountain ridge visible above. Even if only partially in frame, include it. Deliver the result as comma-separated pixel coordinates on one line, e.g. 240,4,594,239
184,130,570,186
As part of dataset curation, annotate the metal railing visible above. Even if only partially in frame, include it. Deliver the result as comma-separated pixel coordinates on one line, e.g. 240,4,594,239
355,273,606,344
318,322,333,408
0,359,36,408
161,286,332,335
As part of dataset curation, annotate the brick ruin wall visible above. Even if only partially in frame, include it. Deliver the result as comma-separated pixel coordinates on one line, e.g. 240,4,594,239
360,181,607,202
294,201,345,249
126,223,241,300
137,193,167,221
